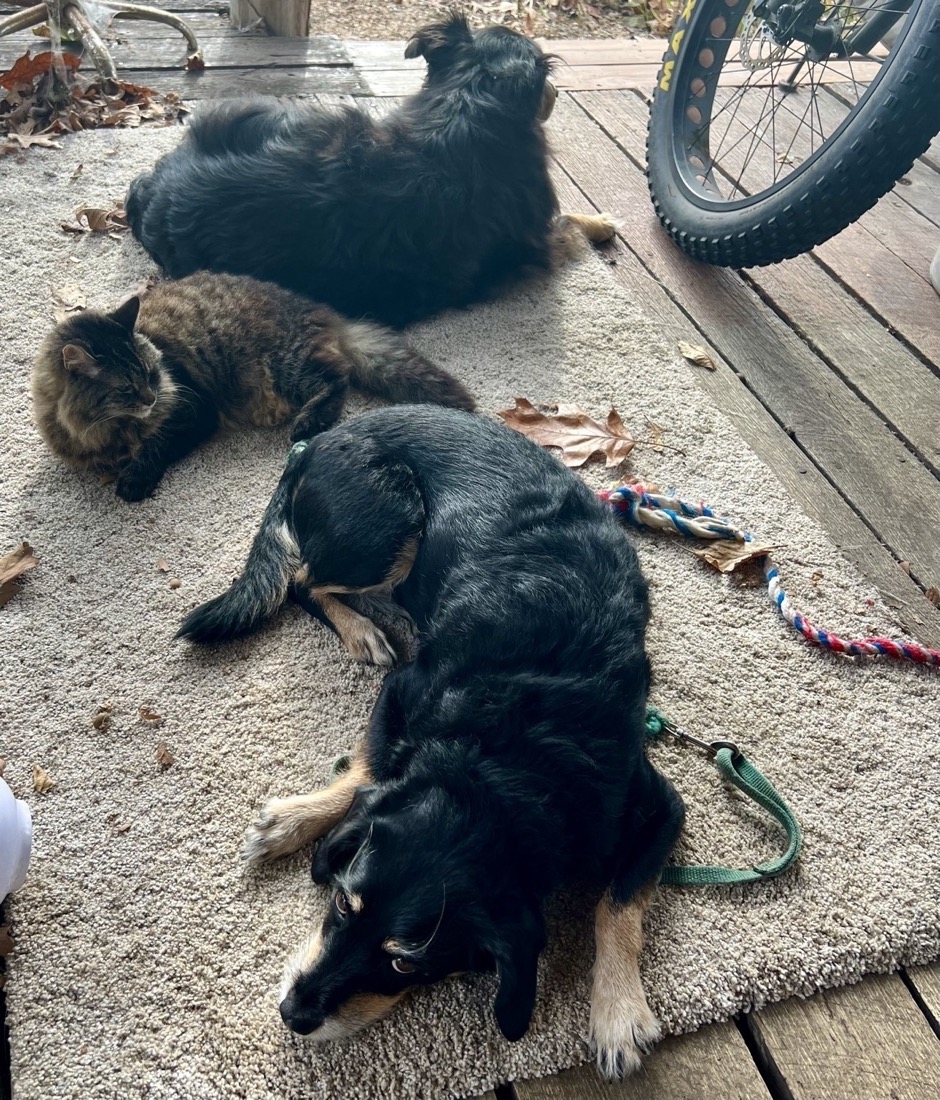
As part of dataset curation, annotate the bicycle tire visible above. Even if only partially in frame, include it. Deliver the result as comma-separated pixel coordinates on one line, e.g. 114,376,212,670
646,0,940,267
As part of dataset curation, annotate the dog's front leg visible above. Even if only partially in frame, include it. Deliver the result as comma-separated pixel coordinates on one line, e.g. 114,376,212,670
242,749,372,863
589,886,661,1079
553,212,619,263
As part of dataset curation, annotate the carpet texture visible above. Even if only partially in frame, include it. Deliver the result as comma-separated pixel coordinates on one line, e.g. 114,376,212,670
1,124,938,1100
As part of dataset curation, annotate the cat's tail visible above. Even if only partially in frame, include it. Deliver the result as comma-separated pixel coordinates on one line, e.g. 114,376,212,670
340,320,476,412
176,465,299,644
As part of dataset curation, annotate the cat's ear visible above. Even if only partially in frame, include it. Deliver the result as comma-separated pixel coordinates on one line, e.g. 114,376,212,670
61,344,99,377
111,295,140,332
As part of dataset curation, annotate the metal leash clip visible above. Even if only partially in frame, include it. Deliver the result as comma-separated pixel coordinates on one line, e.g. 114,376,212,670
658,714,741,761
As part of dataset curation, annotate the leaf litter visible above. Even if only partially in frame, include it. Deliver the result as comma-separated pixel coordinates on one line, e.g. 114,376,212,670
51,282,86,322
497,397,635,468
32,765,56,793
692,539,778,574
0,49,187,157
677,340,717,371
0,543,38,608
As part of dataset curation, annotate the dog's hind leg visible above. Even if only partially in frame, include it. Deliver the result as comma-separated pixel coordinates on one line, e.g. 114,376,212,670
242,748,372,864
589,760,685,1079
294,588,399,668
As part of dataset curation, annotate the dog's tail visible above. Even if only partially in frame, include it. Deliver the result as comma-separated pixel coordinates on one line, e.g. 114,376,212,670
176,467,301,644
339,319,476,412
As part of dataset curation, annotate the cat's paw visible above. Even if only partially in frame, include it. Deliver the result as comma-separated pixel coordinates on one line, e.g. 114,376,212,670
115,469,159,502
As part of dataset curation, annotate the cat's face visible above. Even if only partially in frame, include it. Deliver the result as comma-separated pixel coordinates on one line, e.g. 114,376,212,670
53,296,165,424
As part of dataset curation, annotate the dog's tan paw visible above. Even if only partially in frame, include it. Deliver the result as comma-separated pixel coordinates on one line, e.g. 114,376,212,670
589,994,661,1079
583,212,619,243
345,623,397,667
241,798,315,863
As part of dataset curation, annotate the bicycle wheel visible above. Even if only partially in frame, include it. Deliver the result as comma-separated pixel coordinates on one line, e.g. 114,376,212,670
646,0,940,266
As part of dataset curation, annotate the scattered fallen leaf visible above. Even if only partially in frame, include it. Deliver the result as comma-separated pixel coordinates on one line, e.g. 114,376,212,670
692,538,777,574
139,705,163,726
3,131,62,151
32,764,56,793
926,587,940,607
68,201,128,234
677,340,717,371
155,741,174,769
168,577,181,590
51,282,86,322
185,50,205,71
776,153,794,165
0,542,37,608
69,161,83,181
115,821,132,834
646,420,665,454
0,50,80,91
0,926,13,956
496,397,634,468
810,570,823,585
92,705,112,731
156,558,169,573
899,560,911,575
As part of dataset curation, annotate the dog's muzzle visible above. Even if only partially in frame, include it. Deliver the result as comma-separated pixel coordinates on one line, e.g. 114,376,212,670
539,80,557,122
279,992,323,1035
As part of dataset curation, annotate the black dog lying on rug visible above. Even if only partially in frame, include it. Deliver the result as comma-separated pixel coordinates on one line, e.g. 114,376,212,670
125,15,615,327
178,407,684,1077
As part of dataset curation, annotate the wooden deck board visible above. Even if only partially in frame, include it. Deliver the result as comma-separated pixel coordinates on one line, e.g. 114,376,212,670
551,93,940,600
907,964,940,1029
747,975,940,1100
513,1023,772,1099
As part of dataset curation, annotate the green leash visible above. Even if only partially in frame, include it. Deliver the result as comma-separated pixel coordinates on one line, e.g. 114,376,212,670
645,706,802,887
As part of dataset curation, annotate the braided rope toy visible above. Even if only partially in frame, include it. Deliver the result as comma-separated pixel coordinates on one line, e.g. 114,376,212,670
599,483,940,668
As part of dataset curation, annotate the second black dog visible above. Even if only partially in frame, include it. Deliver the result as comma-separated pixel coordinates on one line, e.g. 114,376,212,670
126,15,615,327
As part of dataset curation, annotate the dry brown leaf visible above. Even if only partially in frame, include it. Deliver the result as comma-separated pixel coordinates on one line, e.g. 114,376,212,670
0,542,37,608
692,538,776,574
168,577,181,590
69,161,83,181
677,340,717,371
92,705,112,731
899,560,911,575
926,587,940,607
71,201,128,234
496,397,634,468
139,705,163,726
0,926,13,956
810,570,823,585
646,420,665,454
51,282,86,322
32,764,56,793
0,50,80,91
155,741,174,769
156,558,169,573
4,131,62,151
115,821,132,834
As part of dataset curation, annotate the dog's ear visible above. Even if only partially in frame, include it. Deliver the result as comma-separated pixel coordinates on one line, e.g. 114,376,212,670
404,15,473,63
483,904,546,1042
311,798,376,884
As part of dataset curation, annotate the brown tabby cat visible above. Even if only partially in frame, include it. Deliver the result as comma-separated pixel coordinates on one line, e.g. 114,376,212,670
32,272,475,502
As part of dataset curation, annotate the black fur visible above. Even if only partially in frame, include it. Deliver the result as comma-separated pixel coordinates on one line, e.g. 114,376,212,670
180,407,684,1041
126,15,563,327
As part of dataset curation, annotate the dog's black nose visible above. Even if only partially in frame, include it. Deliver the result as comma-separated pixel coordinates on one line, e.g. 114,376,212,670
279,993,324,1035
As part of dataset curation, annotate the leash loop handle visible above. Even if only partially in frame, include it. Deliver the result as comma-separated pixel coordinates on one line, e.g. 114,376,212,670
646,706,802,887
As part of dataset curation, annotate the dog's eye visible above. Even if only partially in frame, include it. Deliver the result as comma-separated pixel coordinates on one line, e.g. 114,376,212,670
335,891,350,916
391,957,416,975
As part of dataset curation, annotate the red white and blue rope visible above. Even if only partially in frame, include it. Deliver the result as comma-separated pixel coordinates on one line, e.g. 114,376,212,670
599,483,940,668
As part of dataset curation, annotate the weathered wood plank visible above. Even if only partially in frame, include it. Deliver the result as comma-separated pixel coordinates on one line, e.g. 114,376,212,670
117,64,366,99
574,89,940,478
907,964,940,1027
0,31,350,71
549,160,940,645
550,93,940,592
749,974,940,1100
514,1023,771,1099
230,0,309,37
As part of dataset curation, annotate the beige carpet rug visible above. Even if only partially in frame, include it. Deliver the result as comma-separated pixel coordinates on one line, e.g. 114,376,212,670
1,123,938,1100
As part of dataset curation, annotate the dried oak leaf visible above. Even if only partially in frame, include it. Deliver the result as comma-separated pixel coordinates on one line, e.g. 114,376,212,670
155,558,169,573
139,705,163,726
496,397,634,468
32,764,56,793
0,50,80,91
926,587,940,607
692,538,777,574
114,821,132,834
51,282,86,322
0,542,37,608
155,741,174,769
3,131,62,152
69,201,128,234
677,340,717,371
92,705,112,731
